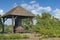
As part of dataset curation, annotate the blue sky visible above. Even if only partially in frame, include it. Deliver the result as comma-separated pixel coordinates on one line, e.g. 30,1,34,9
0,0,60,25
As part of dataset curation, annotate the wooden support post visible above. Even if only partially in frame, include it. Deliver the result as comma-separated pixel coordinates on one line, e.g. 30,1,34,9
2,18,4,33
31,18,33,26
30,18,33,27
30,18,34,32
12,16,15,33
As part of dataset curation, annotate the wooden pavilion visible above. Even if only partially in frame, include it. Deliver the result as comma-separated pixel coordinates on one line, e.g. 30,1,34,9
2,6,35,33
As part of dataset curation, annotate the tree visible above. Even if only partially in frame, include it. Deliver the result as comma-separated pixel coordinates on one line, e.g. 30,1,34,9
0,15,3,32
33,12,60,38
42,12,51,19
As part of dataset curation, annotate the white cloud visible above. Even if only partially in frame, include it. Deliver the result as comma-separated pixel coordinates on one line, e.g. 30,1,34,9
44,7,52,12
54,8,60,19
30,1,36,3
35,6,52,12
21,1,52,15
0,9,4,15
21,3,28,7
54,9,60,14
21,3,36,10
13,3,17,7
31,10,39,14
31,10,42,15
4,19,12,25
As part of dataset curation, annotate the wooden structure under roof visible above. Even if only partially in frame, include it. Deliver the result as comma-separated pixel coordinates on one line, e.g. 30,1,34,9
2,6,35,33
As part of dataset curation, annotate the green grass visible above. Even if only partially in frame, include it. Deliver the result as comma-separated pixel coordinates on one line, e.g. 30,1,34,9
0,34,29,39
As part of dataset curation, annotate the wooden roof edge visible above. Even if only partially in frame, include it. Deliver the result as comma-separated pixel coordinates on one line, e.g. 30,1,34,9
2,6,19,17
2,6,35,18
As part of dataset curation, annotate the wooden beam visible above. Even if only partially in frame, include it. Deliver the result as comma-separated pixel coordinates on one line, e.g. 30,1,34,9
2,18,4,33
30,18,33,26
30,18,34,32
12,16,15,33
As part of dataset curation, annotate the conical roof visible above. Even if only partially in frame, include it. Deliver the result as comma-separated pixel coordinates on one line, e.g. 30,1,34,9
2,6,35,18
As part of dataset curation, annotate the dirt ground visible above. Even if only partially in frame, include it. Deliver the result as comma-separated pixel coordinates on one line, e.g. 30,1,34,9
1,38,60,40
0,33,60,40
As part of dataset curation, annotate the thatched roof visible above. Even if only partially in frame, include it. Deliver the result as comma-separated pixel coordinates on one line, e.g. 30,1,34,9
2,6,35,18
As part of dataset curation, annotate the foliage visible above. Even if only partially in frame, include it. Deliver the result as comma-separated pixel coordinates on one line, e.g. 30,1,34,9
33,12,60,38
0,15,3,32
22,18,33,32
4,25,12,33
42,12,51,19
